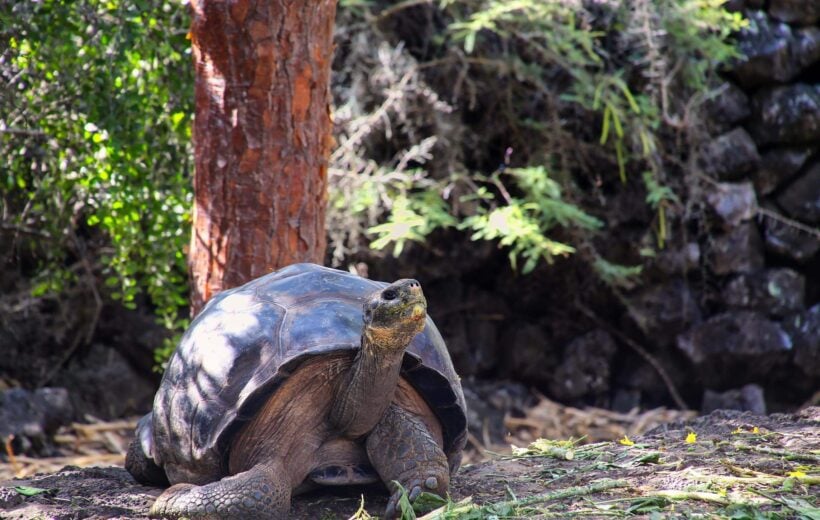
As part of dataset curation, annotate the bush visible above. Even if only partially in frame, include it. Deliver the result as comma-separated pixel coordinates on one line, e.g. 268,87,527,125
1,0,193,341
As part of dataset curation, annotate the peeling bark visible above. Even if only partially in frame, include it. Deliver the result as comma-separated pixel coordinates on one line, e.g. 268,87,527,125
188,0,336,315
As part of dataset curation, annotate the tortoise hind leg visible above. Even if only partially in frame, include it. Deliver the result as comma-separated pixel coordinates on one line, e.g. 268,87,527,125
125,413,169,487
366,403,449,519
125,435,169,487
149,460,290,519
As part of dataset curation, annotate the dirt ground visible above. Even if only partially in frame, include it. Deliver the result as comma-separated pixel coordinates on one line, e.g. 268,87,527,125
1,407,818,519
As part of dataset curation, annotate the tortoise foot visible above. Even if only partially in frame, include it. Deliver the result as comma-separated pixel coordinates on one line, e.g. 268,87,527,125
385,468,449,519
149,462,289,519
366,404,450,519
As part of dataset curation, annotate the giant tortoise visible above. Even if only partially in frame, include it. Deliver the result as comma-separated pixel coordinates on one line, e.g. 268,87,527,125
126,263,467,518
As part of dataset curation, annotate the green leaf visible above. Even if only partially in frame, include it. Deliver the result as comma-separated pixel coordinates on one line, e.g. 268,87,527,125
14,486,51,497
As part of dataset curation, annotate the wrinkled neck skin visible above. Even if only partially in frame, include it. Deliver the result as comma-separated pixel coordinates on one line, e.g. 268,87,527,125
329,325,410,438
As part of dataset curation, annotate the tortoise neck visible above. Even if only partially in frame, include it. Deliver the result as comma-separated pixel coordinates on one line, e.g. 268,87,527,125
329,329,406,437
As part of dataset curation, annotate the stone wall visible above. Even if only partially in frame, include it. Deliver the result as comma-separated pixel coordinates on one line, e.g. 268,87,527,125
372,0,819,414
681,0,819,411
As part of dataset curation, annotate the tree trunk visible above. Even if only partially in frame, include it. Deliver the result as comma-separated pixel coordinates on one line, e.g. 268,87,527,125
188,0,336,315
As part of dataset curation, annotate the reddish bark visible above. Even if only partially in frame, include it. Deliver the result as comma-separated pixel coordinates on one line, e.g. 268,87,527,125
188,0,336,315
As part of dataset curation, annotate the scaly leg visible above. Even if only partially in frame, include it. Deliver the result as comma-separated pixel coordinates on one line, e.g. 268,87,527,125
149,460,290,519
366,404,449,519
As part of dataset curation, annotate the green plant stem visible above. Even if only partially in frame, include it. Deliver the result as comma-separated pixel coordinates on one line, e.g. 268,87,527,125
418,479,629,519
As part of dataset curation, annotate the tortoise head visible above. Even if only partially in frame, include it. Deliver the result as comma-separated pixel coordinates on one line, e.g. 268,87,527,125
362,279,427,350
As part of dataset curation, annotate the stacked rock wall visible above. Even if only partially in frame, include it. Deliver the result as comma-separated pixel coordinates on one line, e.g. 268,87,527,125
681,0,819,411
372,0,819,414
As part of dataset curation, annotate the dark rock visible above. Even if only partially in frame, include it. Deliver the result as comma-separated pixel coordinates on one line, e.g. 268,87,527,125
677,312,792,384
612,388,641,414
785,304,820,376
425,279,505,377
500,323,558,386
769,0,820,25
702,384,766,414
724,268,805,317
763,210,820,262
548,330,617,403
0,387,73,455
777,161,820,224
626,279,702,347
462,380,531,445
0,487,24,509
749,84,820,146
704,82,750,133
709,222,765,275
753,146,815,195
732,12,797,88
441,314,501,377
53,344,154,419
650,243,701,276
699,128,759,180
794,27,820,70
705,182,757,229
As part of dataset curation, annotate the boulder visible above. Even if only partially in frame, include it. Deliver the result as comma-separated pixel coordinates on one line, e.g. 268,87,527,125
698,127,760,181
0,387,73,456
732,12,797,88
705,181,757,229
776,161,820,224
462,380,531,446
794,26,820,70
785,304,820,377
501,323,558,386
677,311,792,384
702,384,766,414
53,344,154,420
649,243,701,277
549,330,617,403
753,146,815,195
426,279,504,376
626,279,702,347
763,211,820,262
704,82,750,133
724,268,805,317
769,0,820,25
749,84,820,146
709,222,765,275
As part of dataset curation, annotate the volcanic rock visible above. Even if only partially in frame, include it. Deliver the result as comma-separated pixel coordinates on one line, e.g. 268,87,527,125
549,330,617,403
705,181,757,229
749,84,820,146
753,146,815,195
769,0,820,25
702,384,766,414
724,268,805,317
709,222,765,275
776,161,820,224
699,128,759,181
626,279,702,347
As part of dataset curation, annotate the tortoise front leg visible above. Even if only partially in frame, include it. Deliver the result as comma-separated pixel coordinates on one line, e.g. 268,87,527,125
366,404,450,519
149,460,290,519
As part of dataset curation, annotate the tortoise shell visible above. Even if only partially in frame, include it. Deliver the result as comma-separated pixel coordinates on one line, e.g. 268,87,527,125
146,263,467,483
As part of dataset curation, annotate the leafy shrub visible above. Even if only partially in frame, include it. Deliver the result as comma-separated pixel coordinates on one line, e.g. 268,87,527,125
331,0,745,279
1,0,193,342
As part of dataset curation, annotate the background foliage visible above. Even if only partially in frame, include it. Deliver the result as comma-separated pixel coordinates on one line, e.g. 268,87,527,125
1,0,193,350
1,0,743,360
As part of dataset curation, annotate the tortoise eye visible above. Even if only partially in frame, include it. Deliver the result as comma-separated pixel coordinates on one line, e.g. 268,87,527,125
382,289,397,301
